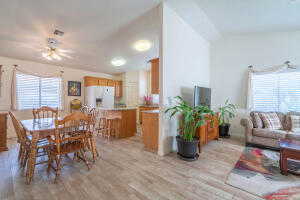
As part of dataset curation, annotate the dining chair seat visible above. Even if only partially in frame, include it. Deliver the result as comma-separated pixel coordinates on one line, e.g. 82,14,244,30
47,112,96,182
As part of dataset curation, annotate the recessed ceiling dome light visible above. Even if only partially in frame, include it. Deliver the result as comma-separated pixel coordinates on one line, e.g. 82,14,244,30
111,57,126,67
133,40,152,52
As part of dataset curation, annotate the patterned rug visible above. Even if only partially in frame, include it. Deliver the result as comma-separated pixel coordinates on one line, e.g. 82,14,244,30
226,147,300,200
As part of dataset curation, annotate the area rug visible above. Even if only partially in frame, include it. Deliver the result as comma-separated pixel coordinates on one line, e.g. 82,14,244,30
226,147,300,200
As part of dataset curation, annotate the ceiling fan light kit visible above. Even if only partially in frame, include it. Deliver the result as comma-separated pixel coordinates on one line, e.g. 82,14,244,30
42,30,72,61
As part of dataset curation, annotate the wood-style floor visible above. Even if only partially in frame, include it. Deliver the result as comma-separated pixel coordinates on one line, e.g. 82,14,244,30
0,136,261,200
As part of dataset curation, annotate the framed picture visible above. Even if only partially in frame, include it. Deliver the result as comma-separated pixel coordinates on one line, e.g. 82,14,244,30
68,81,81,96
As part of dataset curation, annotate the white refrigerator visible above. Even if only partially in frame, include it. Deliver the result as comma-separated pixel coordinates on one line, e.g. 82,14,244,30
85,86,115,108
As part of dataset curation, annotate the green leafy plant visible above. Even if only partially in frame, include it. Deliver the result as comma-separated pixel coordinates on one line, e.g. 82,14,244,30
218,99,237,126
165,96,214,142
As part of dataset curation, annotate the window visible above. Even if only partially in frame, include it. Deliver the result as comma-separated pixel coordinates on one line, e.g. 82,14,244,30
252,71,300,112
16,72,62,110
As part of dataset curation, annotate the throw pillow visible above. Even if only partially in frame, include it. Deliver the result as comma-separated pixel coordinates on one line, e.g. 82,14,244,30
259,112,282,130
251,112,263,128
290,115,300,132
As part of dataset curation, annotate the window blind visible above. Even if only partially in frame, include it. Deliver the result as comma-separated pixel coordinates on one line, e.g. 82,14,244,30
252,71,300,112
16,72,62,110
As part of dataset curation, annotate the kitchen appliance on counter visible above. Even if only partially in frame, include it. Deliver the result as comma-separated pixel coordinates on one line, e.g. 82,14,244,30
85,86,115,108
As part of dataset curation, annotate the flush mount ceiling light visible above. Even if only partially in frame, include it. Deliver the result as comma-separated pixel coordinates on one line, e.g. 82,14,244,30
133,40,152,52
111,57,126,67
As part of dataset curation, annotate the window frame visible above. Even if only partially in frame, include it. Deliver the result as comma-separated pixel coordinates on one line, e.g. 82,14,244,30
251,69,300,112
15,72,63,110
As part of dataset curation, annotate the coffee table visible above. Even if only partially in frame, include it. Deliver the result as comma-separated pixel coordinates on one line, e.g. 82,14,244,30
279,139,300,175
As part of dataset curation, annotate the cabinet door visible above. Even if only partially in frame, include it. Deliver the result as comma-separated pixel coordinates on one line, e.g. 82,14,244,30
107,80,115,87
114,81,122,97
84,77,98,87
151,58,159,94
98,78,108,86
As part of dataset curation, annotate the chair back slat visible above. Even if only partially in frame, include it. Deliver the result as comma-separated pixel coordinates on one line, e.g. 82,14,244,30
9,112,28,144
52,112,94,154
33,106,58,119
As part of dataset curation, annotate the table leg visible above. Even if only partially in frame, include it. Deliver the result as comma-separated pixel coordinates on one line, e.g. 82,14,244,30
280,150,288,176
26,132,38,184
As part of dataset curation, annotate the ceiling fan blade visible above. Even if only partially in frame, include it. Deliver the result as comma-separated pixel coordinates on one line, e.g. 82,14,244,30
58,52,73,59
57,49,74,53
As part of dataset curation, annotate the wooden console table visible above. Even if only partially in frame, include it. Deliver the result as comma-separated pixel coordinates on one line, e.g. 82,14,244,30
197,114,219,147
0,113,8,152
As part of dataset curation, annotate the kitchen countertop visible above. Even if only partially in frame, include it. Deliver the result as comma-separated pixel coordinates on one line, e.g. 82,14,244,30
141,109,160,114
139,105,159,108
97,106,137,111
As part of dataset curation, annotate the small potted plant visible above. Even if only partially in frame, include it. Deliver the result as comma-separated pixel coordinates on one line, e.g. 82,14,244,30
143,95,152,105
218,100,237,138
165,96,214,161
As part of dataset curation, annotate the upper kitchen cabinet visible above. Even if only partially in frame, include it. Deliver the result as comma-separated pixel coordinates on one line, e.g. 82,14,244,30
84,76,123,97
98,78,108,86
107,79,115,87
114,81,122,98
84,76,99,87
150,58,159,94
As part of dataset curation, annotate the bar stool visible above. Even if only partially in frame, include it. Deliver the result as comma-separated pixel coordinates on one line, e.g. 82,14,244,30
105,114,121,139
97,110,108,137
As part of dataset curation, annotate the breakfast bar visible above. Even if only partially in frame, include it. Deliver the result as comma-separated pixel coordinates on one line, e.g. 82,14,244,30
98,107,137,138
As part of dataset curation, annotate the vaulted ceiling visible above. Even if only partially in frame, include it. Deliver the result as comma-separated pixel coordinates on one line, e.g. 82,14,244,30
194,0,300,35
0,0,161,74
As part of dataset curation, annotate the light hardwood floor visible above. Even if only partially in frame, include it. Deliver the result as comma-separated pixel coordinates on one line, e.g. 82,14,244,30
0,136,261,200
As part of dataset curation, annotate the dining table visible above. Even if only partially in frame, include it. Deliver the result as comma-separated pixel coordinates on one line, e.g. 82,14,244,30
21,117,58,184
20,117,98,184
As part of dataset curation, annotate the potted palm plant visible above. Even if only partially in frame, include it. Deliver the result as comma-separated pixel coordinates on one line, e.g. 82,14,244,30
218,100,237,138
165,96,214,161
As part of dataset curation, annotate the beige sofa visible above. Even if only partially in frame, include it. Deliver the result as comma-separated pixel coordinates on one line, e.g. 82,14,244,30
240,111,300,149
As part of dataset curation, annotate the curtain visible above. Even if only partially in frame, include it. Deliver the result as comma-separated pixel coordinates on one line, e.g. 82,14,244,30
246,64,296,111
11,66,65,110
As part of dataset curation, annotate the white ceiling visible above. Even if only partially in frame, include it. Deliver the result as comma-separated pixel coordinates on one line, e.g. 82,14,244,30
194,0,300,36
0,0,161,74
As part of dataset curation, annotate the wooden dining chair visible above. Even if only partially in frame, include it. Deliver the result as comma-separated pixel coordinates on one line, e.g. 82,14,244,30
33,106,58,120
9,112,49,169
47,112,95,182
80,105,89,114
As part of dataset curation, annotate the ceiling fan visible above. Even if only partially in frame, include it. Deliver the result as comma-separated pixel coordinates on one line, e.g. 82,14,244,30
42,37,73,61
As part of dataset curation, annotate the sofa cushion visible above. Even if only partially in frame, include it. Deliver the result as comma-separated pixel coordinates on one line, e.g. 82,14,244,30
259,112,282,130
291,115,300,132
286,112,300,131
250,112,263,128
253,128,287,139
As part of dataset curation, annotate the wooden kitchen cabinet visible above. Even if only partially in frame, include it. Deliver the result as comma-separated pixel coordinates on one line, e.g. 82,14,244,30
114,81,122,98
0,113,8,152
139,106,159,124
84,76,122,97
107,79,115,87
142,110,159,152
84,76,99,87
98,78,108,86
150,58,159,94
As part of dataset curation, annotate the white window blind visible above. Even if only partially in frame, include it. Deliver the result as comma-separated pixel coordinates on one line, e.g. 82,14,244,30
252,71,300,112
16,72,62,110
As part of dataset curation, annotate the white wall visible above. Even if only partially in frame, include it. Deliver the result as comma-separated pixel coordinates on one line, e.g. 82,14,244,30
211,31,300,136
159,3,210,156
0,56,115,138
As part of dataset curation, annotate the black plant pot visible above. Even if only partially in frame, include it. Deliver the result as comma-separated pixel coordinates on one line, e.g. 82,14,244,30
176,135,199,162
219,123,231,138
